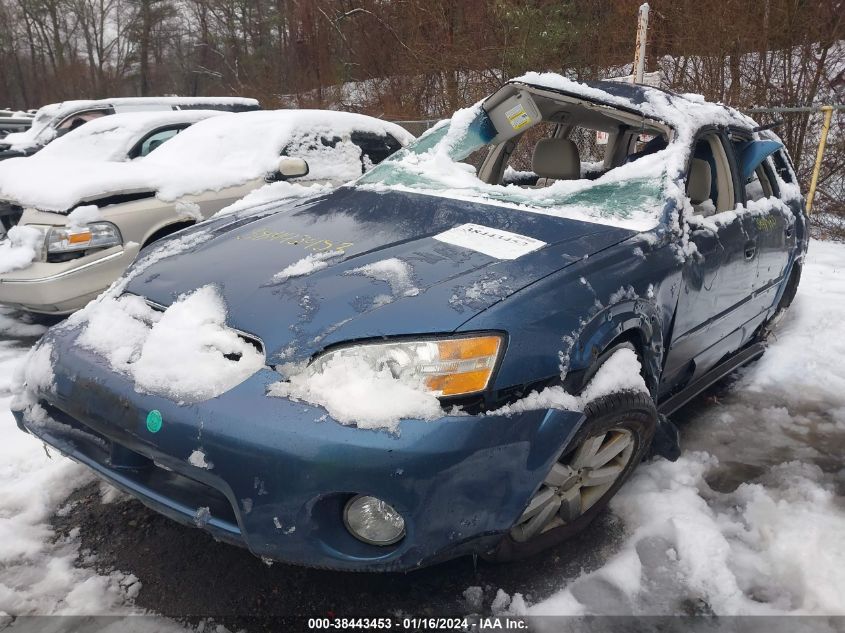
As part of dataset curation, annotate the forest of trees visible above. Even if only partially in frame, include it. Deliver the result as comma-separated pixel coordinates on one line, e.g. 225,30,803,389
0,0,842,217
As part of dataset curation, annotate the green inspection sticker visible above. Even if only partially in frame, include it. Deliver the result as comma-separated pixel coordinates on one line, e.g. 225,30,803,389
146,410,163,433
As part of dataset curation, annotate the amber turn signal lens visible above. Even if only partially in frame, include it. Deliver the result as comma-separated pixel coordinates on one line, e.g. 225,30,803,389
425,336,502,396
426,369,492,396
437,336,500,361
67,231,92,245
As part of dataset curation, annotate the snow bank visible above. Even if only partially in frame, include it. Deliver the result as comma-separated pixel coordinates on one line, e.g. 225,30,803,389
77,285,264,402
0,225,43,274
0,344,142,617
0,308,47,340
530,454,845,618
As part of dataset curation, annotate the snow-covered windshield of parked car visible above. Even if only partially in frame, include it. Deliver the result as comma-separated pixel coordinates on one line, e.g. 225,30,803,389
357,103,672,231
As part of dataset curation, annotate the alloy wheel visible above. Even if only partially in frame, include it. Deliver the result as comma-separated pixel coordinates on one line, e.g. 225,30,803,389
510,427,636,542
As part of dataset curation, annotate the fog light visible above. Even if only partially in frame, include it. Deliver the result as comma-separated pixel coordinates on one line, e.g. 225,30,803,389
343,495,405,545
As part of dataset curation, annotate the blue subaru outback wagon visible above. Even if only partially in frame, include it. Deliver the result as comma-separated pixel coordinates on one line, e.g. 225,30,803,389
14,74,806,571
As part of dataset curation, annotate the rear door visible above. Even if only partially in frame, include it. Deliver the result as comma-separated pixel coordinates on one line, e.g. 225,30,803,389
729,135,795,295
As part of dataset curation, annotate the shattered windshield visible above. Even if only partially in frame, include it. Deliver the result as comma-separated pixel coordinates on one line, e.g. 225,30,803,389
357,105,669,232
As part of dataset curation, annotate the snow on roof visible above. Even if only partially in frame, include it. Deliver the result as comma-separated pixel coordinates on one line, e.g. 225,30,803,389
511,73,759,137
33,110,228,163
0,109,414,212
1,96,259,150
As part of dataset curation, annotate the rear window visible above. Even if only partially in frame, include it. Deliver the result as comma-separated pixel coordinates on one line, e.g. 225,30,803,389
772,149,795,184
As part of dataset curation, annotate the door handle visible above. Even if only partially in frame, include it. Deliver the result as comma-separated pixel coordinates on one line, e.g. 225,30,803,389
744,241,757,260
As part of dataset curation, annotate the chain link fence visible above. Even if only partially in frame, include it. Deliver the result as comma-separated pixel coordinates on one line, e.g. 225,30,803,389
746,106,844,240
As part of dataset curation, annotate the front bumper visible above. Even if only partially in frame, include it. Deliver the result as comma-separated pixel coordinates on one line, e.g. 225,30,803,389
0,244,140,313
15,328,586,571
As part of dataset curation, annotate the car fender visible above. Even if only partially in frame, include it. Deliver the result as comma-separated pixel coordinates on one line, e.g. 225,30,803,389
566,300,664,396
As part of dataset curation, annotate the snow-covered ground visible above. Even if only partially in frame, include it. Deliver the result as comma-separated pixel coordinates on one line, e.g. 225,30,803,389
0,241,843,621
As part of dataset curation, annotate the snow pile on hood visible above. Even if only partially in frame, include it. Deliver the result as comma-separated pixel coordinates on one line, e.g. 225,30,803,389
66,204,102,228
271,250,343,283
0,225,44,274
344,257,420,306
268,354,443,432
0,109,411,212
76,285,264,402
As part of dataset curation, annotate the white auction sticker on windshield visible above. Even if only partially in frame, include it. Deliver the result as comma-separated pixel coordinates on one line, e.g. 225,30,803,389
433,223,546,260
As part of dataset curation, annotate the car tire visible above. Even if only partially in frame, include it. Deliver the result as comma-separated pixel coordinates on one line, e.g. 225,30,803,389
484,390,657,563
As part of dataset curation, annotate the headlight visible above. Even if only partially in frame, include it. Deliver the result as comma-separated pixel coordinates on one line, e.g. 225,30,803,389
46,222,122,254
309,334,503,397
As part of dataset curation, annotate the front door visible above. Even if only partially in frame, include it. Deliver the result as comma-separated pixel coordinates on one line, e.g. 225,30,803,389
662,130,763,392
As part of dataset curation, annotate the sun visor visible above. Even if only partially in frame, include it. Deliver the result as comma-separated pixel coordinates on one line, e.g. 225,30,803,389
484,89,541,144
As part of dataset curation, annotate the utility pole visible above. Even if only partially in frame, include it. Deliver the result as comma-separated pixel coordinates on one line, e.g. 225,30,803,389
631,3,649,84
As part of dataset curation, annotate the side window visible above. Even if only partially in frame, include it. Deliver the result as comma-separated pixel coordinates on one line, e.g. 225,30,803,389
686,133,735,216
771,149,795,184
129,126,186,159
55,109,109,135
282,132,365,183
137,128,181,157
743,165,774,203
350,132,402,169
730,135,784,204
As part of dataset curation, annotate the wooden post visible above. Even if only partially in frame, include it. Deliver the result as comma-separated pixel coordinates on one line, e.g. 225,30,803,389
806,105,834,214
631,3,649,84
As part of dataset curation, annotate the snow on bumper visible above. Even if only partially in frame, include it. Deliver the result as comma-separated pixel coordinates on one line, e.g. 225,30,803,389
14,329,587,571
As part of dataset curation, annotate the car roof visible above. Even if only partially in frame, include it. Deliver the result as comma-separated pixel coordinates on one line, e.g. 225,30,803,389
35,96,259,118
507,73,758,134
55,109,227,136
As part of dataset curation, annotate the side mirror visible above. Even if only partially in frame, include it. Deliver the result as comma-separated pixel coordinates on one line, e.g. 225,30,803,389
278,157,309,179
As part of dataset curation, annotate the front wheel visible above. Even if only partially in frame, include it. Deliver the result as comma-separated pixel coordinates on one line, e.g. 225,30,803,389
485,391,657,562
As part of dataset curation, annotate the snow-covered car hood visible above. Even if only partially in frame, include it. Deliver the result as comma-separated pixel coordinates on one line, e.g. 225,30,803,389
124,187,642,364
0,157,222,212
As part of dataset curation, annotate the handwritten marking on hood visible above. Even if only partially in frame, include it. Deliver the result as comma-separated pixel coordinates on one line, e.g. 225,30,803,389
433,223,546,260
